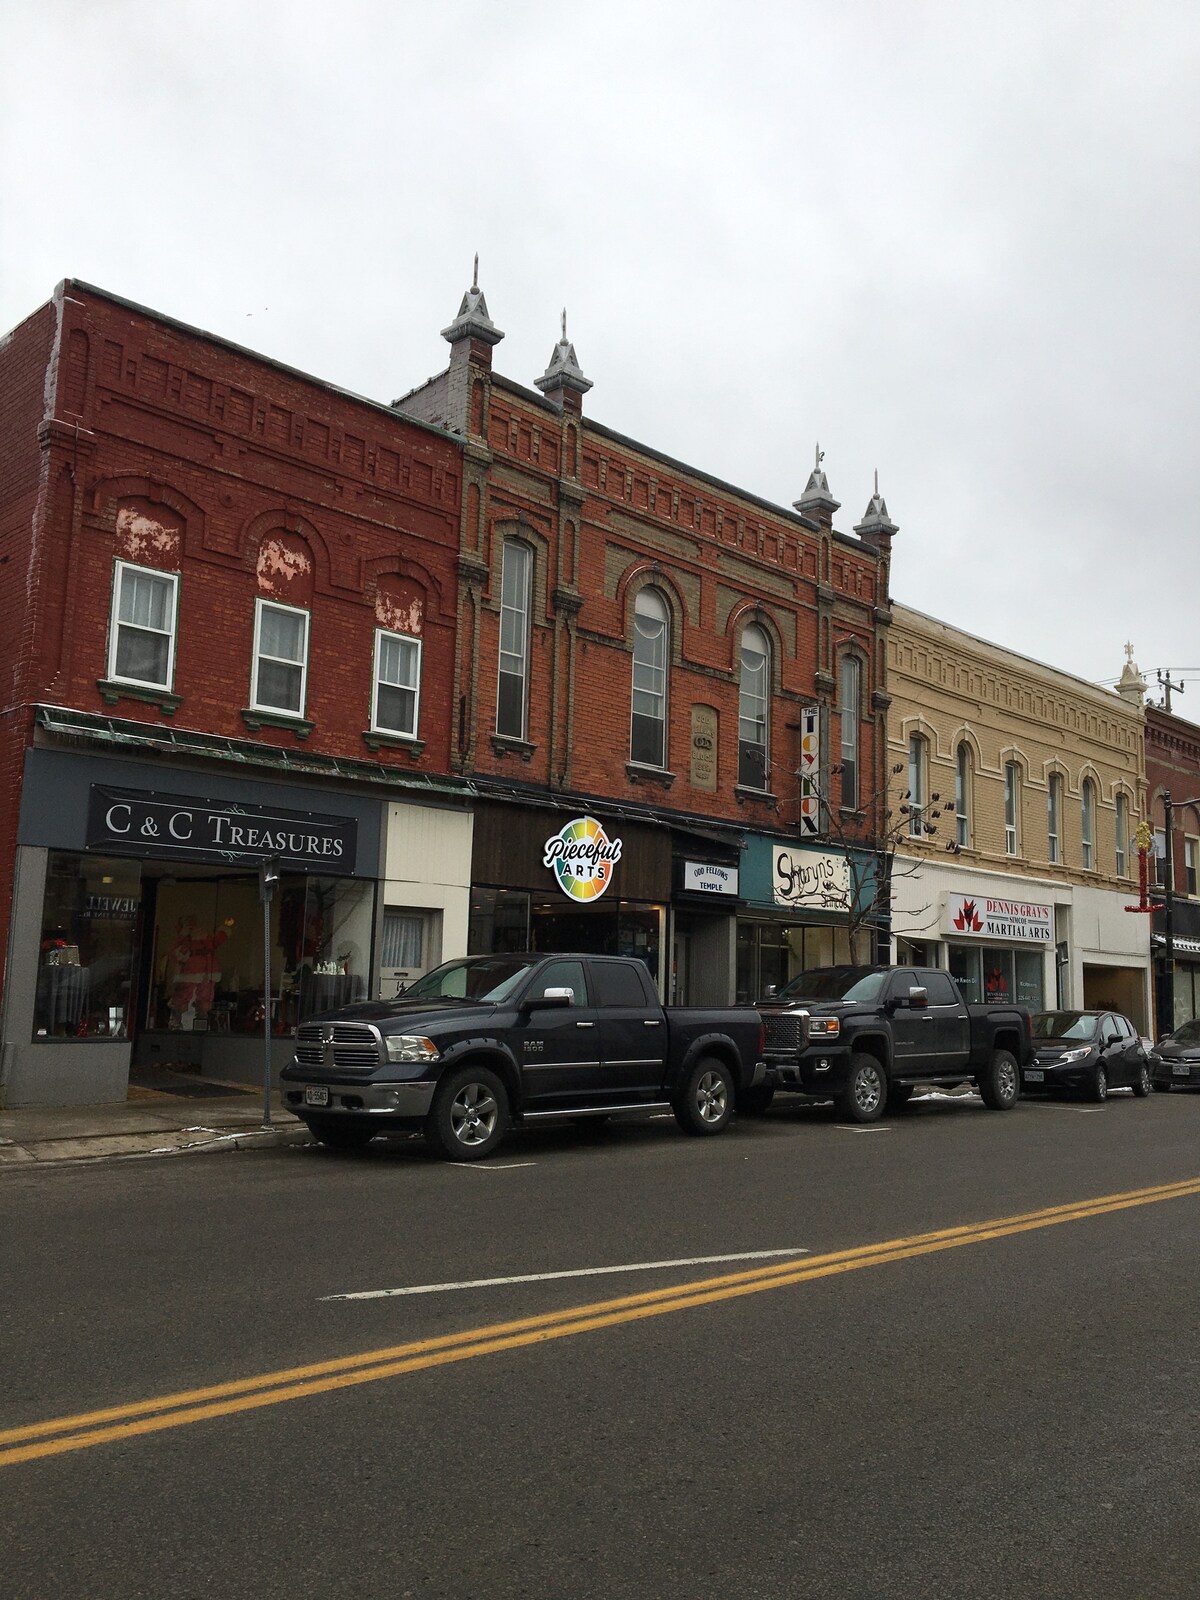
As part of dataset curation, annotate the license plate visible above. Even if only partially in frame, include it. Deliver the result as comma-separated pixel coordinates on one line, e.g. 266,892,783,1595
1172,1065,1190,1078
304,1086,330,1106
1024,1069,1044,1083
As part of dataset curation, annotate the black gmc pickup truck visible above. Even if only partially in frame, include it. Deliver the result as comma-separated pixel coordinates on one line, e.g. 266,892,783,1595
281,952,765,1160
756,964,1034,1123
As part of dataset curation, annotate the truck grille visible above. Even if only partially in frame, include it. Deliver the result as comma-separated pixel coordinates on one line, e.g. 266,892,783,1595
294,1022,382,1072
762,1012,808,1053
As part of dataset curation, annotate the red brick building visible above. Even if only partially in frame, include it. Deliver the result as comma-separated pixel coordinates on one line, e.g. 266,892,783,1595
0,282,469,1106
396,270,894,1002
1144,702,1200,1032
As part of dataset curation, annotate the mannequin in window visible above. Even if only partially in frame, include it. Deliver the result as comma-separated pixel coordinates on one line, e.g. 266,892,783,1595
168,915,234,1029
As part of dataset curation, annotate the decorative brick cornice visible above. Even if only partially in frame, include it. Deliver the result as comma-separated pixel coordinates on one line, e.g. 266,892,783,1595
625,763,676,790
362,730,425,761
240,708,313,739
96,680,181,716
491,734,536,763
552,586,584,616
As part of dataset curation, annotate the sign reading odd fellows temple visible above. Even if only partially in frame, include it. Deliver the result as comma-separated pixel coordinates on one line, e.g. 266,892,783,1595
86,786,357,869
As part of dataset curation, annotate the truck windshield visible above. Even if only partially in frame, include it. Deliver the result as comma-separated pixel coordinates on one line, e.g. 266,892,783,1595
1032,1011,1098,1040
771,967,887,1003
403,957,540,1003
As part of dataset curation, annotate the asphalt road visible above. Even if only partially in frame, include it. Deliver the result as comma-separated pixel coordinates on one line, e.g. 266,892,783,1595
3,1087,1199,1599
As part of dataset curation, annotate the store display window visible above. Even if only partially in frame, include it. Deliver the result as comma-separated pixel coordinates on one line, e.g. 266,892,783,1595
145,871,374,1036
949,944,1043,1009
34,854,143,1041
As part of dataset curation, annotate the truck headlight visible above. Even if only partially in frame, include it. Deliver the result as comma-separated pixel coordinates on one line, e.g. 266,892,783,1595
809,1018,841,1039
384,1035,440,1064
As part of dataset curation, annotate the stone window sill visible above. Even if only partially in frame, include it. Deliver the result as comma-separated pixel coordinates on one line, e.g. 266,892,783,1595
491,735,536,763
363,730,425,761
241,707,314,739
626,763,676,790
735,785,778,809
97,679,182,716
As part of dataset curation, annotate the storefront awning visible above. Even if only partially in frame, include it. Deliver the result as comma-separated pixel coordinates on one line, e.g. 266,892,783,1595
1151,934,1200,955
34,706,476,800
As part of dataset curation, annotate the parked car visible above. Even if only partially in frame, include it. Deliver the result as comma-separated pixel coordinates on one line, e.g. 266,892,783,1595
1148,1018,1200,1091
1023,1010,1151,1101
755,965,1033,1123
280,952,765,1160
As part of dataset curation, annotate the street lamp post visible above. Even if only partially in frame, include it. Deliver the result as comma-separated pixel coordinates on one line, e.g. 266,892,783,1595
258,855,281,1128
1158,791,1200,1037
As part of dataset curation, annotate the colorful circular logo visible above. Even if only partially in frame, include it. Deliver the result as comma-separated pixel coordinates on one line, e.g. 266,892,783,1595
542,815,622,902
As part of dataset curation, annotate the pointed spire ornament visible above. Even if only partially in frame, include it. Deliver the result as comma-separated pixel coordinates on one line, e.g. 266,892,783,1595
535,306,593,408
441,253,504,347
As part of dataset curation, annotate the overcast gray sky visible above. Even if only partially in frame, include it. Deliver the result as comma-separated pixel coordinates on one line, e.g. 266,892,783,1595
4,1,1197,703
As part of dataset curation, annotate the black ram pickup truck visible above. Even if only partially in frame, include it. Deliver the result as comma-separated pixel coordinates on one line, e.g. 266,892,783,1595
281,951,765,1160
755,964,1033,1123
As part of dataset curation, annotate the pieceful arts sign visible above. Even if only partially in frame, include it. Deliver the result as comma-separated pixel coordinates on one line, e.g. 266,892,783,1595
86,786,357,870
543,815,622,902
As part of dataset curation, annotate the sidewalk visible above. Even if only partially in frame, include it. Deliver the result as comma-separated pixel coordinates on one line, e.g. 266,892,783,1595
0,1090,311,1167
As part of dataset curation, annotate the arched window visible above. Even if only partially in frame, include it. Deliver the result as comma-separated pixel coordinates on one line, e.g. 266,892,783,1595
1115,792,1129,878
955,743,972,848
631,588,669,767
738,624,769,789
1048,773,1063,864
496,540,531,739
1004,761,1021,856
907,734,928,837
839,655,860,810
1081,778,1096,870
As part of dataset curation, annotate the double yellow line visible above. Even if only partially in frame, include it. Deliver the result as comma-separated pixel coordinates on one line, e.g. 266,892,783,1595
5,1175,1200,1470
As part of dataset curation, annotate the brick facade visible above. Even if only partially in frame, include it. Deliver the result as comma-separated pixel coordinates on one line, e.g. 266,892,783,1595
396,281,891,848
0,281,465,1012
1145,704,1200,1029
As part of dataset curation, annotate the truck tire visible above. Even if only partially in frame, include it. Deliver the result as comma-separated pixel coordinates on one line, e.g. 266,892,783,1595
978,1049,1020,1110
306,1118,376,1151
673,1057,734,1136
426,1065,509,1161
886,1082,914,1112
840,1054,886,1123
738,1085,776,1116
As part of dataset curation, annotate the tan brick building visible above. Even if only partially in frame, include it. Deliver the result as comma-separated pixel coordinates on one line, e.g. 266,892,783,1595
887,606,1151,1029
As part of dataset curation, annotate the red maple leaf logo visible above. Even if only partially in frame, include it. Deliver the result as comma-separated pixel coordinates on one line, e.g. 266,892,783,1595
953,898,984,932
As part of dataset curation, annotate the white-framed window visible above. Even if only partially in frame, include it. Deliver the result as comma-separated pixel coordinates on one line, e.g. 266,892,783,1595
738,624,770,789
907,734,927,837
496,540,531,739
1048,773,1063,864
631,588,669,768
955,742,972,848
1186,836,1198,898
252,597,309,716
108,561,179,689
839,655,860,810
1081,778,1096,870
372,629,421,737
1115,792,1128,878
1154,829,1168,889
1004,761,1020,856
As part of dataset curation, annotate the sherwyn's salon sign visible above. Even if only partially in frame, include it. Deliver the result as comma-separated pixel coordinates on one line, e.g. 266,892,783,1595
945,893,1052,943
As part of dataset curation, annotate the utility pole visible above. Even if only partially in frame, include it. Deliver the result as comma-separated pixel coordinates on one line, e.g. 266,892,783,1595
1157,670,1185,712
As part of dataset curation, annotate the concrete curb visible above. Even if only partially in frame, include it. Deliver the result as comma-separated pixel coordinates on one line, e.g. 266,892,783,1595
0,1121,312,1168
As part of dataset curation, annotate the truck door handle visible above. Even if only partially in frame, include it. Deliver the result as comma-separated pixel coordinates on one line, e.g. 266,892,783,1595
575,1021,595,1029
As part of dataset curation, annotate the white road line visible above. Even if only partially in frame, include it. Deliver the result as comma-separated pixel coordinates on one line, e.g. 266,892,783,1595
321,1247,810,1302
455,1161,539,1170
835,1126,892,1133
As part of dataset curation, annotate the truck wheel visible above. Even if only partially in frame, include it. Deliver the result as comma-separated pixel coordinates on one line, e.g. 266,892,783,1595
306,1119,376,1151
738,1085,776,1116
886,1082,914,1113
1132,1063,1151,1098
426,1066,508,1161
674,1058,734,1136
840,1055,886,1123
978,1049,1020,1110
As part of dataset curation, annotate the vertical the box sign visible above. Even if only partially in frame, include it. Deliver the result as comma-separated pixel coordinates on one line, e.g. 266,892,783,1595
799,705,821,835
